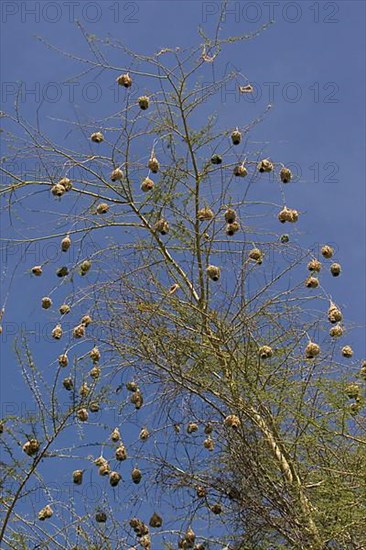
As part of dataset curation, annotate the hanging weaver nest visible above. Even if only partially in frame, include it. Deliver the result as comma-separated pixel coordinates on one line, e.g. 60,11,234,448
280,234,289,243
95,511,107,523
61,235,71,252
258,345,273,359
196,486,207,498
233,164,248,177
79,260,92,276
349,402,362,416
187,422,198,434
131,467,142,484
239,84,254,93
99,462,111,476
139,427,150,441
210,503,223,515
203,437,215,451
224,414,241,429
90,346,101,362
56,266,69,277
342,345,353,358
126,381,139,392
224,208,236,224
22,438,40,456
305,341,320,359
257,159,273,173
197,207,214,221
51,183,66,197
249,248,263,264
141,177,154,192
231,129,242,145
59,304,70,315
328,303,342,324
305,276,319,289
109,471,122,487
76,408,88,422
226,221,240,236
138,96,150,110
94,455,108,467
89,402,100,413
58,354,68,368
63,377,73,390
79,383,90,398
89,365,101,379
149,512,163,528
206,265,220,281
204,423,213,435
91,132,104,143
154,218,169,235
148,157,160,173
32,265,42,276
359,361,366,379
52,324,63,340
111,427,121,442
211,154,222,165
96,202,109,215
321,245,334,259
280,167,292,183
73,324,86,338
131,390,143,409
116,73,132,87
307,258,322,272
38,505,53,521
81,314,92,326
329,324,343,338
58,177,72,191
111,168,124,181
130,518,149,537
278,207,299,223
41,297,52,309
330,262,341,277
73,469,83,485
115,444,127,461
140,535,151,550
179,527,195,548
345,383,360,399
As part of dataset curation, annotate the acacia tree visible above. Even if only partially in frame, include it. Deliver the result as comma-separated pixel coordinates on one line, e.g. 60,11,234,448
1,12,365,550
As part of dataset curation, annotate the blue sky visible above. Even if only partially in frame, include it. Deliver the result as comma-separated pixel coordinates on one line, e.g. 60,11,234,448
1,0,365,546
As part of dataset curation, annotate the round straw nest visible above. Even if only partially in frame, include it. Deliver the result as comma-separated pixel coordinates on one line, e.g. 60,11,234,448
79,383,90,398
73,324,86,339
231,129,242,145
341,345,353,358
73,469,83,485
259,345,273,359
197,207,214,221
76,408,89,422
22,438,40,456
187,422,198,434
116,73,132,87
321,245,334,259
58,354,68,367
90,346,101,362
96,202,109,214
203,437,215,451
330,262,341,277
305,276,319,289
89,365,101,379
278,207,299,223
139,427,150,441
233,164,248,177
141,177,154,192
59,304,70,315
52,324,63,340
115,444,127,461
249,248,263,264
32,265,43,276
305,341,320,359
111,427,121,442
63,377,73,390
149,512,163,528
111,168,124,181
224,208,236,223
42,296,52,309
131,467,142,484
56,266,69,277
224,414,241,429
257,159,273,173
206,265,220,281
148,157,159,173
138,96,150,110
345,383,360,399
51,183,66,197
131,390,143,409
91,132,104,143
211,154,222,165
61,235,71,252
95,511,107,523
328,303,342,324
154,218,169,235
38,505,53,521
307,259,322,272
329,324,343,338
58,177,72,191
109,471,122,487
280,167,292,183
226,221,240,236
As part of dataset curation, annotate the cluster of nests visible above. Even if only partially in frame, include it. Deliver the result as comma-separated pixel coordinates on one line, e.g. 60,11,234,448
305,245,342,289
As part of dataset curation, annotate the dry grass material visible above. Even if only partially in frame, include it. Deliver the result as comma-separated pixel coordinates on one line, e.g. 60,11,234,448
52,324,63,340
329,324,343,338
231,129,242,145
63,377,73,391
115,444,127,461
111,168,124,181
206,265,220,281
76,408,89,422
305,276,319,289
41,297,52,309
90,346,101,362
321,245,334,259
91,132,104,143
73,470,83,485
233,164,248,177
307,258,322,272
138,96,150,110
38,505,53,521
22,438,40,456
257,159,273,173
32,265,43,276
109,471,122,486
116,73,132,87
305,342,320,359
141,177,154,192
280,167,292,183
73,324,86,339
149,512,163,528
148,157,160,173
96,202,109,214
131,467,142,484
330,262,341,277
342,345,353,358
58,354,68,368
224,414,241,429
61,235,71,252
259,345,273,359
197,207,214,221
